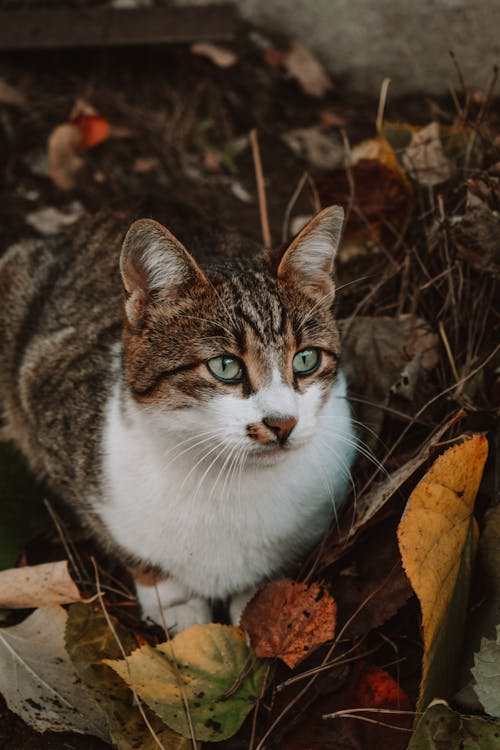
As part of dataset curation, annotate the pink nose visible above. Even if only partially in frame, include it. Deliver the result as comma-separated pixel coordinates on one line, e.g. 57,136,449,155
262,416,297,443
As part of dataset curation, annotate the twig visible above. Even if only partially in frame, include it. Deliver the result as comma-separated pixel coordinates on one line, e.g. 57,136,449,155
43,498,86,582
376,77,391,133
250,128,272,250
282,170,309,243
438,320,460,383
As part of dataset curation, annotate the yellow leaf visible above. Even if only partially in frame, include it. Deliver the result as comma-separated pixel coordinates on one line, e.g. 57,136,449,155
397,435,488,710
105,623,268,742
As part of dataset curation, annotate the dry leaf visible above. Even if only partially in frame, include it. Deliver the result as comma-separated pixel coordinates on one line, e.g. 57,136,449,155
355,663,411,709
408,699,500,750
191,42,237,68
25,201,84,235
283,40,332,98
241,578,336,668
402,121,452,186
397,435,488,709
339,315,439,445
282,127,345,169
471,625,500,718
48,122,84,190
0,606,109,739
72,114,110,149
0,560,81,608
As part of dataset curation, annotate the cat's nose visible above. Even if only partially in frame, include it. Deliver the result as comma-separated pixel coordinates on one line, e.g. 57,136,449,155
262,415,298,443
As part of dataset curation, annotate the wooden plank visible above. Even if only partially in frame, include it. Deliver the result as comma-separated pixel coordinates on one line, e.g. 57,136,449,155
0,5,237,50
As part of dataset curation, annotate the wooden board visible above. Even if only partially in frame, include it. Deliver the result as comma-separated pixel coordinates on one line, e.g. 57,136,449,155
0,5,237,50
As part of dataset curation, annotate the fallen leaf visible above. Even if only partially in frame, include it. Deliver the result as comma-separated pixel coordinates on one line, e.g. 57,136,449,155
397,435,488,709
339,315,439,444
282,127,345,169
471,625,500,718
402,122,452,186
0,560,81,608
408,699,500,749
452,204,500,277
283,39,332,98
66,602,192,750
48,122,84,190
317,157,412,245
241,578,336,668
72,114,110,149
105,623,267,742
190,41,238,68
355,663,411,709
25,201,84,235
0,606,109,740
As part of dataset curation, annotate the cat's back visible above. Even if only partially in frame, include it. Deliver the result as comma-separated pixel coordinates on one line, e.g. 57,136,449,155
0,213,125,495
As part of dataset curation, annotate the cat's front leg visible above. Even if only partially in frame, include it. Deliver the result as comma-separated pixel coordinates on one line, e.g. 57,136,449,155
135,576,211,634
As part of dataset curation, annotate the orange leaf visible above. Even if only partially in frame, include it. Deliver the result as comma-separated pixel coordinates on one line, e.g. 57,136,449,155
241,578,336,668
355,664,411,710
73,115,110,149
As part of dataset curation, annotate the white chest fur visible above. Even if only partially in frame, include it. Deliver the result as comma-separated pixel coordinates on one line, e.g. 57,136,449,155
99,372,355,599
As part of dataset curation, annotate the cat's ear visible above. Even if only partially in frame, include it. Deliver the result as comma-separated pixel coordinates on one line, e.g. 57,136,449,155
277,206,344,295
120,219,208,327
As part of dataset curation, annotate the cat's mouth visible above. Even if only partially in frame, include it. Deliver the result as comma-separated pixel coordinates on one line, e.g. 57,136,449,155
247,442,294,466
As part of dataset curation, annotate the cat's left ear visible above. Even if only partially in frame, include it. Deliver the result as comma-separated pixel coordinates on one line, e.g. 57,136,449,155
120,218,208,328
277,206,344,295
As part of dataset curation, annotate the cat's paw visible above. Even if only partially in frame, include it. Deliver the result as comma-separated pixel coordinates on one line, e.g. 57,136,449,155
229,587,258,626
161,599,212,634
135,577,211,633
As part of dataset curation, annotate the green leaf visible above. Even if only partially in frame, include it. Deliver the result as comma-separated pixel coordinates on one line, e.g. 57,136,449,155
408,699,500,750
105,623,268,742
66,602,193,750
471,625,500,718
0,442,50,569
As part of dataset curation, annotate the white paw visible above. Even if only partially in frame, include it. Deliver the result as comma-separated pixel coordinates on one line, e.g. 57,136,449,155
135,577,211,633
162,599,212,634
229,587,258,626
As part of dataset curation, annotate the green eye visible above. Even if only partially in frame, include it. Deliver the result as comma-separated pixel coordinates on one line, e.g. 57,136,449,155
293,348,321,375
207,355,243,383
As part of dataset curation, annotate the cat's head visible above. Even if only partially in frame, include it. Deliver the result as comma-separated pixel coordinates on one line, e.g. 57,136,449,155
119,207,344,464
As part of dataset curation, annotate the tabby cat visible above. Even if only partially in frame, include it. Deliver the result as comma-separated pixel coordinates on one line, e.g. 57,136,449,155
0,205,355,631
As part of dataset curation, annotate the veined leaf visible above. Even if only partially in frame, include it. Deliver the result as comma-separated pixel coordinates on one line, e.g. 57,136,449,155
105,623,268,742
408,699,500,750
397,435,488,710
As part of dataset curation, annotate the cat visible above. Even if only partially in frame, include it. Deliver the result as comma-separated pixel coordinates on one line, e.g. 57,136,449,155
0,204,356,632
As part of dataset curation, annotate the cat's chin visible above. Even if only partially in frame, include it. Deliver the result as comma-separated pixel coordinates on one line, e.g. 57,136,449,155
247,443,294,467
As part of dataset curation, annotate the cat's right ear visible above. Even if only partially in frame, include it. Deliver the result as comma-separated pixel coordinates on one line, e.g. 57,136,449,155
120,219,208,329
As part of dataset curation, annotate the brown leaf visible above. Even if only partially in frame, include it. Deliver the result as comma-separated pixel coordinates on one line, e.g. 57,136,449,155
338,314,439,445
0,560,81,608
241,578,336,668
190,42,237,68
48,122,84,190
330,519,412,638
283,40,332,98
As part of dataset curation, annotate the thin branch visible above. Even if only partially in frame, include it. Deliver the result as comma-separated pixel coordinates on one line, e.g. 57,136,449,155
250,128,272,250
